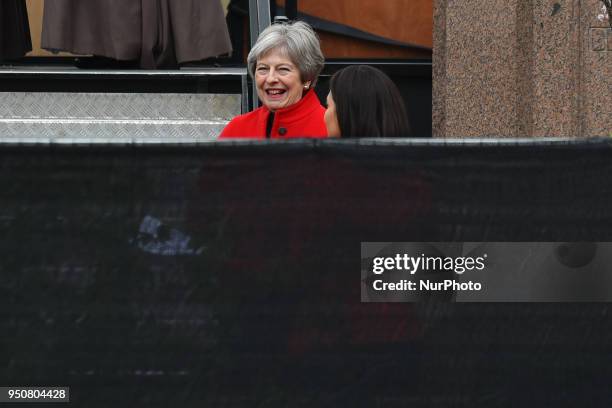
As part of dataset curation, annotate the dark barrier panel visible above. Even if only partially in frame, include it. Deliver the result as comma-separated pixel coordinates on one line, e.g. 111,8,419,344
1,139,612,407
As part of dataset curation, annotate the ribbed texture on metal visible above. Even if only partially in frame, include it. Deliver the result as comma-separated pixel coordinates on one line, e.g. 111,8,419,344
0,92,240,142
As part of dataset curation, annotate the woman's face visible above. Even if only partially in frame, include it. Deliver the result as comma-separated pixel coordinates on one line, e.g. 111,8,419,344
255,50,307,111
324,92,341,137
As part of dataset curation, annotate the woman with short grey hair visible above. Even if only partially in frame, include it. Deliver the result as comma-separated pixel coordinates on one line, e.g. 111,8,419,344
220,21,328,139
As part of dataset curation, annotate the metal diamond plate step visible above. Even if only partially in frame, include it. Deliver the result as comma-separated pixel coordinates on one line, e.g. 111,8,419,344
0,92,240,143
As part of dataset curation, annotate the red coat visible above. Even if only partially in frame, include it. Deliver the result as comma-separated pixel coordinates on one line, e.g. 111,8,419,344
219,89,328,139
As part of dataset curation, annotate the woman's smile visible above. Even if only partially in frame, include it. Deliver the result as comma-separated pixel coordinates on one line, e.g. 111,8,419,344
265,88,287,100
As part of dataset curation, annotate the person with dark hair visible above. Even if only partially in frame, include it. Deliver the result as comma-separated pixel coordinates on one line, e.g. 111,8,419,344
325,65,411,138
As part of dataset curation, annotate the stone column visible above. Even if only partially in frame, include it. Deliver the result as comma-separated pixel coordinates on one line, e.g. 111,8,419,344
434,0,611,138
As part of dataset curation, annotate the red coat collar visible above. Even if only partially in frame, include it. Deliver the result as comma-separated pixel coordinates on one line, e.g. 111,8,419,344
262,89,322,124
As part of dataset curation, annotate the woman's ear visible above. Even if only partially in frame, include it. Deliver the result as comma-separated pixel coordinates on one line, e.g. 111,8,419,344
304,82,311,89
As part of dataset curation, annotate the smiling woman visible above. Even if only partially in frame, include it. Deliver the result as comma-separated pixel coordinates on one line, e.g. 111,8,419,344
219,21,327,139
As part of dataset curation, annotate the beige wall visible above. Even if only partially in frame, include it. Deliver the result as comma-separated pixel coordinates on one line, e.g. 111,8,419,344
25,0,50,56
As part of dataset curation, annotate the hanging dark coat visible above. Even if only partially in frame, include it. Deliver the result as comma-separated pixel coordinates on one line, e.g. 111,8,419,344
41,0,232,68
0,0,32,61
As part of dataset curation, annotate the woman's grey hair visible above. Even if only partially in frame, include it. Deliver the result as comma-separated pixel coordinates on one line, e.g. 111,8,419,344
247,21,325,87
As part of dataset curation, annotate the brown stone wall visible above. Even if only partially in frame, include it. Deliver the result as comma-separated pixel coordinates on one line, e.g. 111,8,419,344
434,0,611,137
581,2,611,137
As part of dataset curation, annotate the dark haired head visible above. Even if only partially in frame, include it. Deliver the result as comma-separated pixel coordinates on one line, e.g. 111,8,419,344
328,65,411,138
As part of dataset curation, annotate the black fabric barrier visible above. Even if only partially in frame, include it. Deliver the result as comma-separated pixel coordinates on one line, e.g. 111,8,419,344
1,139,612,407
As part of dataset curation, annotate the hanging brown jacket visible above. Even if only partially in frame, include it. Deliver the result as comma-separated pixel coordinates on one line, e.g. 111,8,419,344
0,0,32,61
41,0,232,68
